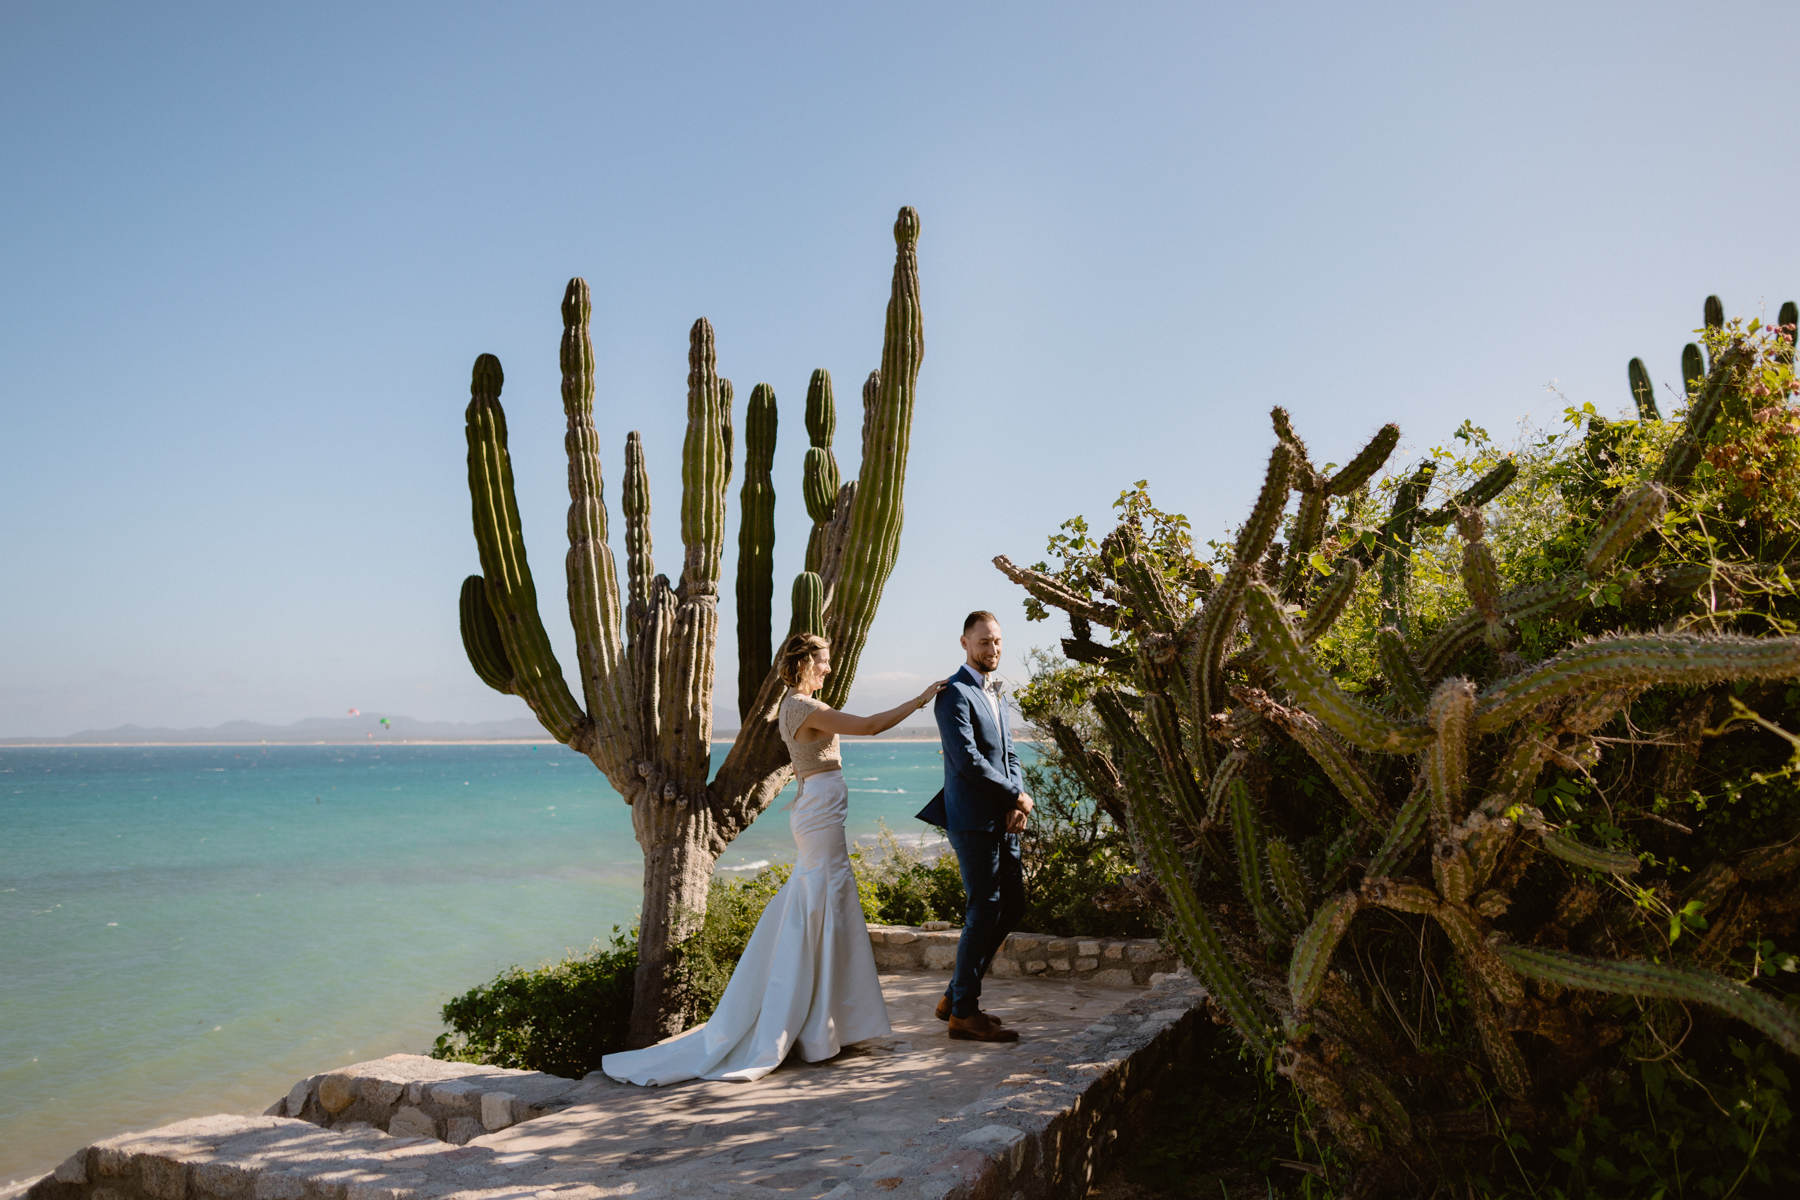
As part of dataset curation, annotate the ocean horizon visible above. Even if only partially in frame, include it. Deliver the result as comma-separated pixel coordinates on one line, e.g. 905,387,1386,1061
0,741,990,1187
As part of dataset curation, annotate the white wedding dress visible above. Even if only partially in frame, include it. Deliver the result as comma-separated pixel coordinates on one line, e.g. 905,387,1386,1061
600,697,891,1086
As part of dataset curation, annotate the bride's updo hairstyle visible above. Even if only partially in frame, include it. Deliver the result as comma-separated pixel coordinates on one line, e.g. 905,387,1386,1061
777,632,830,689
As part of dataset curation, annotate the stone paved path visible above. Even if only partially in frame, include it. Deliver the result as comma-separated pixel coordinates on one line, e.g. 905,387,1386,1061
19,969,1207,1200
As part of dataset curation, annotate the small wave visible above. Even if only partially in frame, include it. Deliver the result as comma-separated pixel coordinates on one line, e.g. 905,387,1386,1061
854,787,907,794
719,859,772,873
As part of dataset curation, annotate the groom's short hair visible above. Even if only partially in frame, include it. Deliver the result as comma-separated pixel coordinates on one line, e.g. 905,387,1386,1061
962,610,998,633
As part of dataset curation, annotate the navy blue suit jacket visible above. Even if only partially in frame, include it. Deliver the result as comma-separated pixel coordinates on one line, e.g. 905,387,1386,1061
916,665,1024,832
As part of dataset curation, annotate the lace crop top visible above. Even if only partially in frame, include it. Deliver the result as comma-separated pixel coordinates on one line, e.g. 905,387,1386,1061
778,692,842,775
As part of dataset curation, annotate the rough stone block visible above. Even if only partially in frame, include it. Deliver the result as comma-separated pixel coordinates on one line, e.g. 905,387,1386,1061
481,1092,518,1131
921,944,958,970
92,1149,133,1178
884,930,917,945
1076,940,1101,957
360,1078,404,1108
53,1152,89,1185
1046,938,1074,956
1124,943,1162,963
1103,943,1125,960
140,1159,189,1200
1048,958,1072,973
90,1187,132,1200
402,1083,426,1106
1003,934,1042,956
285,1079,314,1119
316,1075,357,1115
192,1162,255,1200
1074,957,1099,972
387,1107,437,1140
446,1116,483,1145
427,1081,476,1113
1092,968,1135,987
252,1174,306,1200
1022,960,1047,975
988,957,1018,978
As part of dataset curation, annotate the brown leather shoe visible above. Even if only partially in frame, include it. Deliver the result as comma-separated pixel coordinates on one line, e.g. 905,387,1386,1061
948,1011,1019,1042
936,996,1004,1024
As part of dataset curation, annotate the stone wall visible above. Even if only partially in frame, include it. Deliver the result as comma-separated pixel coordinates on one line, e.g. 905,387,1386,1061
867,925,1179,986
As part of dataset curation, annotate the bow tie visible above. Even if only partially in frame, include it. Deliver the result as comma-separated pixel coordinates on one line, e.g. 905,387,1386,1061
984,678,1005,696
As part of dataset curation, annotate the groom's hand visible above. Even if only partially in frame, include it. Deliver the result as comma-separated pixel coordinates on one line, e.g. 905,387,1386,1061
1004,809,1028,834
1015,793,1033,815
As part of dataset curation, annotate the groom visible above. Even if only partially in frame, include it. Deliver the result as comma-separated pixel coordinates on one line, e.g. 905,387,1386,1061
916,610,1032,1043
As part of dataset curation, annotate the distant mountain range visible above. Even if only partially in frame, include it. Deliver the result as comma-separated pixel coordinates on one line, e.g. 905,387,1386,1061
1,713,957,745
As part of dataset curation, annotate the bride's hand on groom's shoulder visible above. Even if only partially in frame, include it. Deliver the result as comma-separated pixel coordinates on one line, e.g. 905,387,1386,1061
915,680,946,710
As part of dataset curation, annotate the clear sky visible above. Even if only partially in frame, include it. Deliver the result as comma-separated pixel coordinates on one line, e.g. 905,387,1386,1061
4,1,1799,738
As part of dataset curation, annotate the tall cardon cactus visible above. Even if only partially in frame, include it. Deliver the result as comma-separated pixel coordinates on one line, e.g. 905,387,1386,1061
460,208,923,1044
998,295,1800,1190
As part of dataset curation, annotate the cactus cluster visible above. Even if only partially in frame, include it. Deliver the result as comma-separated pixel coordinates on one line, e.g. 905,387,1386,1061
999,295,1800,1186
459,208,924,1044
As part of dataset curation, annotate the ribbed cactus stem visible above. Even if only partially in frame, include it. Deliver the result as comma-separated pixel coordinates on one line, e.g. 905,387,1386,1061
1536,829,1640,875
1627,357,1660,421
464,354,587,744
1376,460,1435,637
735,383,778,721
1682,343,1705,396
1779,301,1798,366
1426,677,1475,833
1289,891,1359,1011
459,574,514,692
1326,424,1402,495
1377,628,1428,715
1300,557,1361,643
1267,835,1312,924
679,319,728,599
1583,482,1667,578
1466,976,1530,1100
559,279,633,768
1281,712,1388,825
789,570,824,638
1498,945,1800,1056
818,208,924,708
1245,582,1433,753
1434,900,1523,1004
623,432,654,625
1704,294,1724,329
1657,346,1747,487
1475,633,1800,733
1432,839,1474,904
1229,778,1289,941
1368,781,1433,878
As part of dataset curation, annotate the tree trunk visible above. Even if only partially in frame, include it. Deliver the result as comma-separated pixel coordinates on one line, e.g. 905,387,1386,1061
627,795,721,1047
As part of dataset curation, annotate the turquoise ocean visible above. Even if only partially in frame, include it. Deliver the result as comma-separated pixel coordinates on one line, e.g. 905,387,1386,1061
0,741,998,1186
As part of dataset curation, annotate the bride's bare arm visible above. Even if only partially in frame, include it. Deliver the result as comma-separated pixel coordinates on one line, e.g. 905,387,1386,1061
798,681,944,738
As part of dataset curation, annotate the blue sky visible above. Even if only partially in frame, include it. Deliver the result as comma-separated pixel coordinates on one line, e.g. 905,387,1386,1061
4,1,1799,737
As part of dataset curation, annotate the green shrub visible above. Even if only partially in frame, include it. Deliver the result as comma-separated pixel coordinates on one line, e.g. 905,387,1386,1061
431,927,637,1078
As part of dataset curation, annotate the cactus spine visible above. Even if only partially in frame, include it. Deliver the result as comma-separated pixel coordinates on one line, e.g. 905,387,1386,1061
458,209,925,1044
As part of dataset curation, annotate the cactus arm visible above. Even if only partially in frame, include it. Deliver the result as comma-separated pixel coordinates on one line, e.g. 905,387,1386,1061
1267,835,1312,925
558,280,635,775
818,208,924,708
1239,693,1389,825
1300,557,1362,643
1583,482,1668,577
718,378,733,491
1535,828,1640,875
1434,900,1524,1004
801,369,840,573
1474,634,1800,733
459,574,515,692
1229,778,1290,941
1656,346,1747,488
788,570,824,637
678,318,728,601
992,554,1125,628
1377,628,1428,715
1425,677,1475,834
1324,423,1402,495
623,432,654,629
1465,972,1531,1099
1373,460,1435,638
1289,891,1359,1012
1627,357,1660,421
1498,945,1800,1057
1244,582,1434,753
1368,777,1433,878
735,383,778,721
1190,442,1294,764
1120,747,1273,1054
464,354,587,744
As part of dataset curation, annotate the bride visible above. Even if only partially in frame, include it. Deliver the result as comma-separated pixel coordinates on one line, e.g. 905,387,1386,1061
601,631,944,1086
